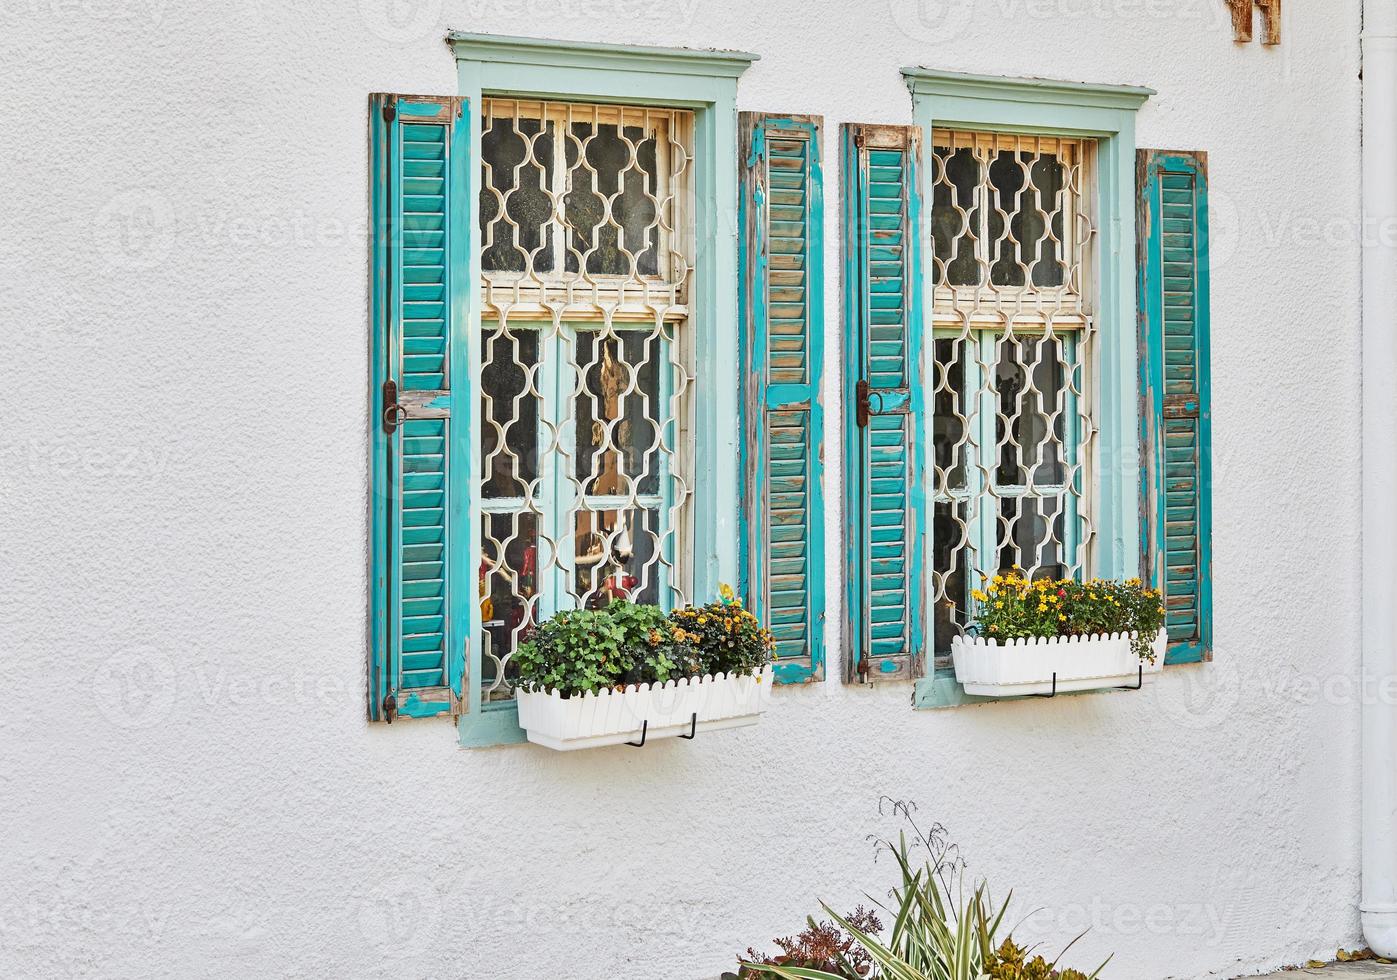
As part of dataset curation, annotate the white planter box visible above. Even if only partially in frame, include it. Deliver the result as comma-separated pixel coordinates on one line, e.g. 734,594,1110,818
515,666,774,751
950,629,1168,698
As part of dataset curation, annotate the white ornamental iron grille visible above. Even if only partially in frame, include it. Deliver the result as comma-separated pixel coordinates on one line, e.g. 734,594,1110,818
928,128,1099,663
477,97,696,701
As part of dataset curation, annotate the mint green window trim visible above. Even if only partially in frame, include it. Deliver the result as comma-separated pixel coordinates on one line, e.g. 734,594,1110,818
449,34,756,746
902,69,1155,709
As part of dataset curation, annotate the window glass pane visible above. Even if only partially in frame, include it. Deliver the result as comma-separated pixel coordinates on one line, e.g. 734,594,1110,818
481,326,540,499
996,495,1066,579
572,506,662,608
994,336,1066,487
931,146,980,287
933,499,970,657
480,510,539,700
564,122,661,277
1028,154,1066,288
932,338,969,491
988,150,1066,288
574,330,662,497
480,114,555,274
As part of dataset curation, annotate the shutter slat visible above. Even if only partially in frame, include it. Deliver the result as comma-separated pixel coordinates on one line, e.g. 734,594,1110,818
1137,149,1212,665
369,94,469,721
741,114,827,684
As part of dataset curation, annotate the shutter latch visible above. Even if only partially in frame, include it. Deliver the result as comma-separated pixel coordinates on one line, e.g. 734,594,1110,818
382,380,407,434
855,379,871,428
382,693,397,724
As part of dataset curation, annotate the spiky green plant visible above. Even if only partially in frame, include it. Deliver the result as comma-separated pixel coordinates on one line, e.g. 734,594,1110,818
740,802,1108,980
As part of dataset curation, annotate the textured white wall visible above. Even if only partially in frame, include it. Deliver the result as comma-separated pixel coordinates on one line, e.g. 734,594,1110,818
0,2,1364,978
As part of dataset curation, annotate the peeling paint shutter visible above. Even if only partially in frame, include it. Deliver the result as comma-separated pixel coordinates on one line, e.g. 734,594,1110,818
1137,149,1212,664
369,94,469,720
842,125,926,683
740,114,827,685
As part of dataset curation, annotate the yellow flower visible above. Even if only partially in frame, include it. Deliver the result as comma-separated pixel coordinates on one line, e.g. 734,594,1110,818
972,589,988,602
1058,613,1067,622
718,583,736,603
995,601,1004,609
1037,603,1048,613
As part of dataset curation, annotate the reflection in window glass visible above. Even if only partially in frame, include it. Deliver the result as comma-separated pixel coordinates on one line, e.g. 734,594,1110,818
574,330,661,497
572,507,661,608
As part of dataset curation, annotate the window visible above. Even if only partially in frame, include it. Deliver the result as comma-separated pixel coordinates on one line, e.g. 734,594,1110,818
370,33,758,742
477,98,697,701
927,130,1098,661
897,69,1152,705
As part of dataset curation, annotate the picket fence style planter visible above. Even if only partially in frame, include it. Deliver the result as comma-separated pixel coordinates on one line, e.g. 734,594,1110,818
515,665,775,751
950,629,1169,698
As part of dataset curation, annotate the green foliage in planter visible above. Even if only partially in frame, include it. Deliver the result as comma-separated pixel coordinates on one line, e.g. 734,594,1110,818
968,571,1167,661
513,589,773,698
513,601,686,697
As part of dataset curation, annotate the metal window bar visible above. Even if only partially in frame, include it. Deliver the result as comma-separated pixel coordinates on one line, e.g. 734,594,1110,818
928,129,1099,665
478,99,696,701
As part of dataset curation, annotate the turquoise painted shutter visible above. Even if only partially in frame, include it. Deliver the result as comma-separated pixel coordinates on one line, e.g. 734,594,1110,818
842,124,926,683
740,114,827,684
1137,149,1212,664
369,94,470,720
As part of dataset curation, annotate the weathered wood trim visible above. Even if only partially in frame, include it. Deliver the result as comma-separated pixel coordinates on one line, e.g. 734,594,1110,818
448,31,758,78
901,67,1154,110
841,122,927,686
739,112,827,685
1135,148,1213,667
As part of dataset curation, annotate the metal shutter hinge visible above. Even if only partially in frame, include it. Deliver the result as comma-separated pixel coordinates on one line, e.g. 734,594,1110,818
383,104,396,123
382,693,397,724
855,379,871,428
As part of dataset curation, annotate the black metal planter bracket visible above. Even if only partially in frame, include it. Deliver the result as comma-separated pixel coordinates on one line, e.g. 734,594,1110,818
626,713,698,748
1032,664,1144,699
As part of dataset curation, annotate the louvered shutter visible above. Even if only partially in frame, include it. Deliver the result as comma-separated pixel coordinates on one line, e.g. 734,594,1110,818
1137,149,1212,664
369,94,469,720
740,114,827,685
842,125,926,683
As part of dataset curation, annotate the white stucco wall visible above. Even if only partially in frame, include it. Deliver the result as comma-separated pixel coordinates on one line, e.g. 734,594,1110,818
0,2,1366,978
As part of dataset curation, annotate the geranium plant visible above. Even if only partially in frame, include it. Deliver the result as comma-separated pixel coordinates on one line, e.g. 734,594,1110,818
968,570,1166,662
